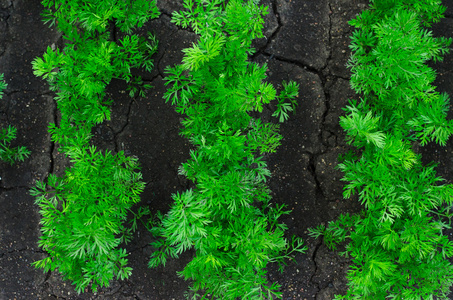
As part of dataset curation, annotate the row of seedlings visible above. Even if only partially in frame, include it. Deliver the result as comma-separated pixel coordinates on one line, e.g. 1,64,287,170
148,0,306,299
310,0,453,299
30,0,159,293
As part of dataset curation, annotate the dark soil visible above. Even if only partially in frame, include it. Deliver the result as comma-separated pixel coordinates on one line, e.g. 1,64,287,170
1,0,453,299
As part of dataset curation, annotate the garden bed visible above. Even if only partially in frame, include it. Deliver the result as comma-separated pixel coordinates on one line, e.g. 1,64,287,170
1,0,453,299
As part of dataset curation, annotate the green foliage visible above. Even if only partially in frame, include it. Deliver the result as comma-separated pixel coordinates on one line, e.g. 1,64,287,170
0,73,6,98
309,0,453,299
0,74,31,165
40,0,159,34
31,0,159,293
0,125,31,165
33,0,159,146
33,31,158,146
348,0,453,146
149,1,306,299
31,147,145,293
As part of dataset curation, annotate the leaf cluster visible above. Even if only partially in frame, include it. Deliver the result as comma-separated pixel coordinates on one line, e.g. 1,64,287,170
41,0,159,34
31,147,145,293
311,158,453,299
309,1,453,299
348,0,453,145
149,1,305,299
0,73,6,98
0,125,31,165
33,0,159,146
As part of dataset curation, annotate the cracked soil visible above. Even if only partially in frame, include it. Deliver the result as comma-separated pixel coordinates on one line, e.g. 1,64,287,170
2,0,453,299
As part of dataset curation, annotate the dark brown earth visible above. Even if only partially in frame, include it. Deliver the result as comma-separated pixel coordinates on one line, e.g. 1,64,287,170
1,0,453,299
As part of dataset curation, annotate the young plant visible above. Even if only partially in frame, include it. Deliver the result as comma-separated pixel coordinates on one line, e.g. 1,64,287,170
149,1,305,299
0,125,31,165
30,147,145,293
0,74,31,164
310,1,453,299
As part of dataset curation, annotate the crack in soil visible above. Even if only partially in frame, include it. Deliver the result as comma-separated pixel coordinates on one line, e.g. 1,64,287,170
307,155,326,199
3,15,11,32
309,239,323,295
263,52,323,78
158,7,174,19
322,2,334,72
48,94,57,176
42,269,52,282
102,283,123,296
112,95,134,153
143,70,162,84
309,2,346,298
111,74,162,153
127,237,152,254
156,49,168,78
318,73,337,148
317,2,335,148
261,52,338,150
267,0,282,49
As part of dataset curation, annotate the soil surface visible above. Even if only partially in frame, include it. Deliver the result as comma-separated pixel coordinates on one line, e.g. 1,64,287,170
1,0,453,299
